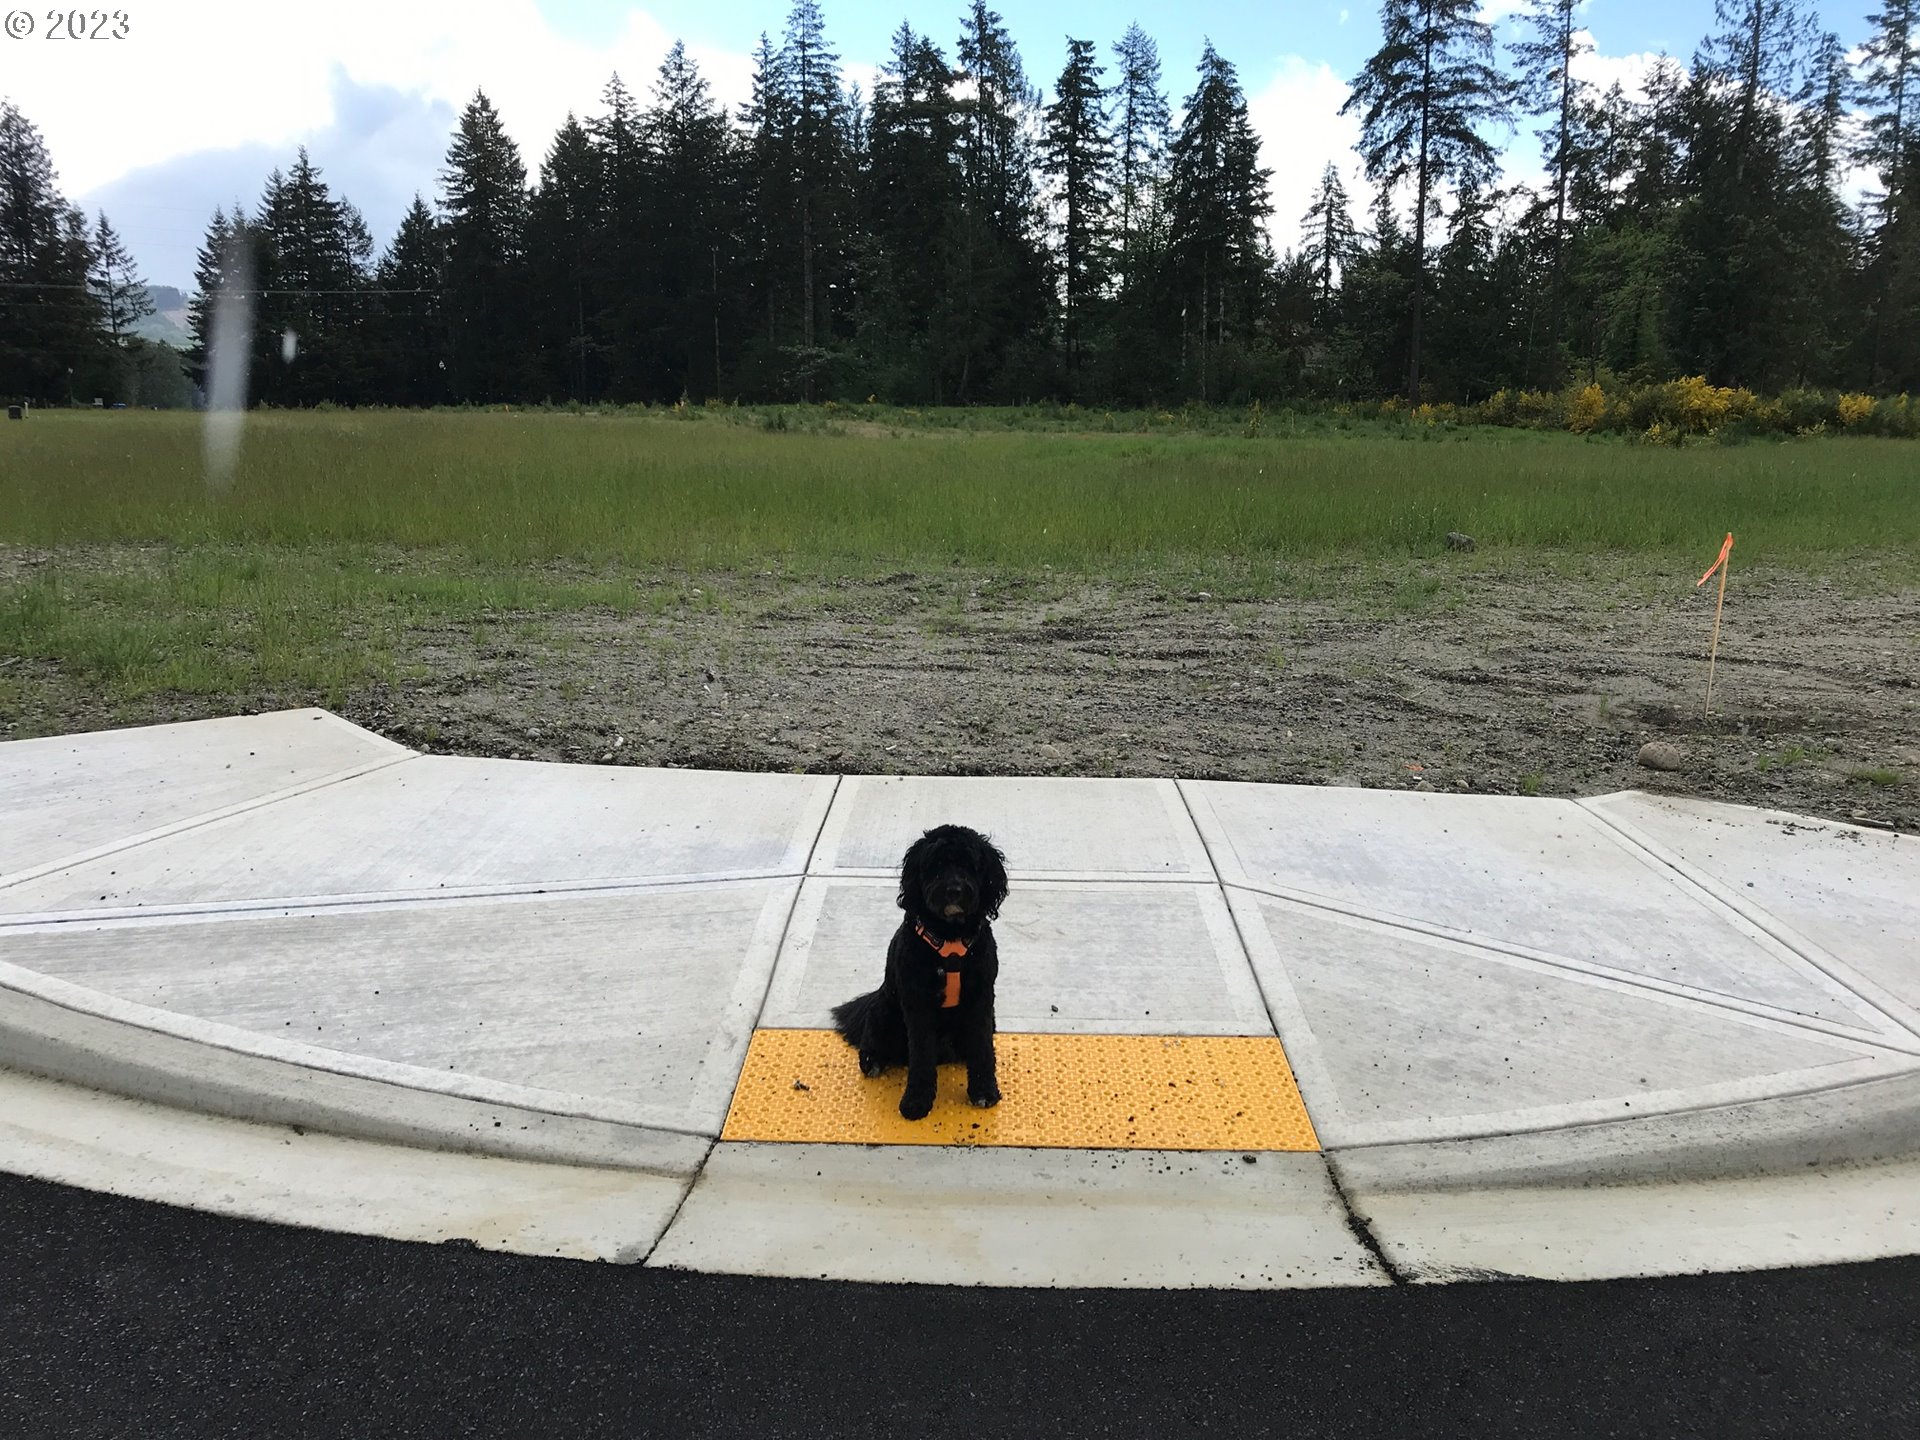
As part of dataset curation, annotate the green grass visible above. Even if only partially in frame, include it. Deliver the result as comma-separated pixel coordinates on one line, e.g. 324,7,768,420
1847,765,1906,787
3,409,1916,580
3,407,1915,709
0,545,649,703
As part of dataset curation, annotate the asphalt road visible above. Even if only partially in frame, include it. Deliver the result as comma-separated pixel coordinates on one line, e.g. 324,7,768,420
1,1169,1915,1439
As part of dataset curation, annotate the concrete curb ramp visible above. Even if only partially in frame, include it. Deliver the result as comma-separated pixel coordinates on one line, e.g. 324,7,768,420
2,708,1916,1288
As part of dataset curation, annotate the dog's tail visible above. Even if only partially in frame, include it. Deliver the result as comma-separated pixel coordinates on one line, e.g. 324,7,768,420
830,989,883,1048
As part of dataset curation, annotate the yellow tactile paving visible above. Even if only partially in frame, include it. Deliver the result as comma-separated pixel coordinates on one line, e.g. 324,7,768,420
720,1029,1320,1151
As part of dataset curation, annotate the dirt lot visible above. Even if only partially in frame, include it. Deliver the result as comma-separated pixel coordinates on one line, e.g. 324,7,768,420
6,553,1915,833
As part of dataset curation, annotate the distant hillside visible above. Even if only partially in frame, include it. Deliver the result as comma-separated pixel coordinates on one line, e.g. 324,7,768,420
132,284,192,348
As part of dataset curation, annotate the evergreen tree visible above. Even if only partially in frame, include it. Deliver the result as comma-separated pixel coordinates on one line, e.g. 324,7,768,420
1697,0,1814,179
737,34,792,383
1334,186,1415,396
185,205,258,405
1041,37,1114,382
525,115,605,400
783,0,853,396
89,212,154,344
1163,42,1273,401
371,196,448,406
1855,0,1920,388
186,206,234,395
0,100,101,404
1423,181,1510,399
439,90,530,403
1507,0,1592,385
1300,163,1359,314
1857,0,1919,204
1342,0,1513,401
954,1,1052,399
1676,0,1818,386
1109,23,1171,298
1779,29,1856,385
586,73,652,399
251,148,373,404
861,22,966,400
645,42,740,399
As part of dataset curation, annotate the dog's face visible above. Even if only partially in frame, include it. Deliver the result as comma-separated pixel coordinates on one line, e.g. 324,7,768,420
899,825,1009,926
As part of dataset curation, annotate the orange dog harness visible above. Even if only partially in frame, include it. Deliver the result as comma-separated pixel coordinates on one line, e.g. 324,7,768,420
914,920,970,1007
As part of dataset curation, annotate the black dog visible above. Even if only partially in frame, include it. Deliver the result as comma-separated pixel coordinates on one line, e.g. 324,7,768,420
831,824,1009,1120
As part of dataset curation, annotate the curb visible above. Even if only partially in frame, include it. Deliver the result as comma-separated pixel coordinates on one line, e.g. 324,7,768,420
1328,1069,1920,1193
0,965,708,1177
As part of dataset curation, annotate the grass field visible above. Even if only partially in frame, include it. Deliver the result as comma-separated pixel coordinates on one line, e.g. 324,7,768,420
2,407,1915,831
5,408,1917,570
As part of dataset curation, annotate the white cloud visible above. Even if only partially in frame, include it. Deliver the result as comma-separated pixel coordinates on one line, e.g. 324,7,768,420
1477,0,1534,28
1245,56,1367,248
8,0,762,200
1572,42,1668,101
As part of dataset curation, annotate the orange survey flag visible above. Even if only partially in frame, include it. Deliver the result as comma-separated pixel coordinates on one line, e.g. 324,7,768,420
1697,533,1734,587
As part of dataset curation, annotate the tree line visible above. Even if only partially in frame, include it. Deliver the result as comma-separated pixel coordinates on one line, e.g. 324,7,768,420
2,0,1916,411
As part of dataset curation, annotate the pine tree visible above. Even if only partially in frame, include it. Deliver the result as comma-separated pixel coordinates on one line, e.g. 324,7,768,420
1857,0,1919,208
1424,181,1509,400
954,1,1052,399
1507,0,1591,385
1697,0,1814,181
0,100,102,404
371,195,448,406
1334,186,1415,396
646,42,740,399
782,0,852,396
1855,0,1920,387
1778,30,1855,384
1109,24,1170,298
1300,163,1359,315
89,212,154,344
587,73,652,399
1676,0,1819,386
439,90,530,402
186,207,234,394
861,22,965,400
525,115,604,401
1041,37,1114,382
1163,42,1273,401
185,205,258,405
737,35,792,383
1342,0,1513,402
251,148,372,403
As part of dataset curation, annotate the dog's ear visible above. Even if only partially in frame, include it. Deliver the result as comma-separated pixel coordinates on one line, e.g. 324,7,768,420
973,833,1010,920
897,831,937,911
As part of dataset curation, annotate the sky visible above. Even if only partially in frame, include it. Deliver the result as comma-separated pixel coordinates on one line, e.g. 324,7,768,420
0,1,1885,291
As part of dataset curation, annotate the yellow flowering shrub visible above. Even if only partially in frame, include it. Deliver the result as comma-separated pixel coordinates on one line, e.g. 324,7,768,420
1566,383,1607,433
1665,376,1728,431
1837,393,1875,427
1514,389,1558,425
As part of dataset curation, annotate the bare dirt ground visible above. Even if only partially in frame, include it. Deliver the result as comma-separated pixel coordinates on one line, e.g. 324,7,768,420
6,555,1914,832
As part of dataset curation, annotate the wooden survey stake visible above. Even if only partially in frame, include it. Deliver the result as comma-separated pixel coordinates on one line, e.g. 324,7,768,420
1697,533,1734,717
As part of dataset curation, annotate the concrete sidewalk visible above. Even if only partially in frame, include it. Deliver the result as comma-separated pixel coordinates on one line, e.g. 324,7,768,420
2,708,1916,1286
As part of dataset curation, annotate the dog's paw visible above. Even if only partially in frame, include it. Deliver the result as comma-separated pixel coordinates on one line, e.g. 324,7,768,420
899,1088,935,1121
859,1051,885,1078
968,1084,1001,1109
